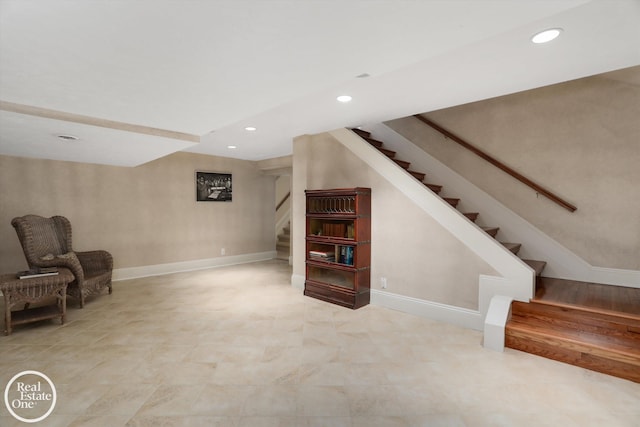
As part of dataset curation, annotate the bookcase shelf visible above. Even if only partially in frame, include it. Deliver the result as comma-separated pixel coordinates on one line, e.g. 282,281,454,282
305,188,371,309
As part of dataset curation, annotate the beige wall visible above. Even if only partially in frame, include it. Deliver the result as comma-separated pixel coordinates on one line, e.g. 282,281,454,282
0,152,275,272
386,67,640,270
293,132,496,310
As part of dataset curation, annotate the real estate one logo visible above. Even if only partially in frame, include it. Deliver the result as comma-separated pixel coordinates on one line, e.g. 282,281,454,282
4,370,57,423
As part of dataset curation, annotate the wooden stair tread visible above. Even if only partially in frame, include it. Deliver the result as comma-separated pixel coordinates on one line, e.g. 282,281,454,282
511,304,640,340
378,147,396,158
507,278,640,382
463,212,479,222
523,259,546,276
425,183,442,193
443,198,459,207
500,242,522,254
408,170,425,181
512,300,640,331
482,226,500,237
393,159,411,169
351,128,370,138
364,137,383,148
507,317,640,365
536,277,640,318
505,333,640,383
512,311,640,341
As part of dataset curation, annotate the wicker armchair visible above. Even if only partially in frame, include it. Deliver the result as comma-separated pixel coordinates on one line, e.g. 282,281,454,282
11,215,113,308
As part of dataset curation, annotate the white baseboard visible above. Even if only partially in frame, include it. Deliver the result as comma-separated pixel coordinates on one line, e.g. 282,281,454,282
371,289,483,331
112,251,277,281
293,273,482,330
589,266,640,289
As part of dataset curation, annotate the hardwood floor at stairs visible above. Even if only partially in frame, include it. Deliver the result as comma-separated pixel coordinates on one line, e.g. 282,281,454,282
536,277,640,316
507,278,640,383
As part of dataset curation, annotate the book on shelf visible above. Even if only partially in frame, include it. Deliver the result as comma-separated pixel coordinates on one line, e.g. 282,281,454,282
309,251,335,262
309,250,334,257
321,223,347,238
345,246,353,265
347,224,354,239
338,246,354,265
17,267,59,279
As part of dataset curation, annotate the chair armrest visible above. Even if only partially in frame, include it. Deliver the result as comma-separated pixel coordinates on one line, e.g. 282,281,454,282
36,252,85,283
76,250,113,275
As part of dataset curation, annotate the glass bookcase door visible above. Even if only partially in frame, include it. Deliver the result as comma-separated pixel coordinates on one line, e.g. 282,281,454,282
307,265,355,290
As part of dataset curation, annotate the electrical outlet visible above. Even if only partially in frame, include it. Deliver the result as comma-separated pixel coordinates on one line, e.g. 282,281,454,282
221,248,226,255
380,277,387,289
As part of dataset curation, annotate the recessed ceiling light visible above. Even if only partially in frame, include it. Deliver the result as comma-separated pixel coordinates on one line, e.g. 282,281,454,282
531,28,562,44
57,134,79,141
227,145,237,149
337,95,352,103
245,126,256,132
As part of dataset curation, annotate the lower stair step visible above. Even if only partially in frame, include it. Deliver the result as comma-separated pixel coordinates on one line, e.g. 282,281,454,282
506,317,640,382
277,235,290,244
511,300,640,338
506,279,640,383
507,317,640,364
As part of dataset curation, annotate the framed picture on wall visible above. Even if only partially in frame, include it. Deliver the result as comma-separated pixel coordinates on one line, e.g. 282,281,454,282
196,171,232,202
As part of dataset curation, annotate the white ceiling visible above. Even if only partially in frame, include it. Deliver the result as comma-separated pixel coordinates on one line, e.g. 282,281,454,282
1,0,639,166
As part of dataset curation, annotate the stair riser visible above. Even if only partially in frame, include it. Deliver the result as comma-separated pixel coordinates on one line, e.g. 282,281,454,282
378,148,396,158
512,302,640,334
506,327,640,367
425,184,442,194
512,313,640,342
444,198,459,208
393,159,411,169
506,334,640,383
351,128,370,138
409,171,425,181
365,138,383,148
482,228,499,238
463,213,479,222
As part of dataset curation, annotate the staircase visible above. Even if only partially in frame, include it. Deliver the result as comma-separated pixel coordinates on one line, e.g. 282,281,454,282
351,127,547,277
352,127,640,383
506,278,640,383
276,221,290,261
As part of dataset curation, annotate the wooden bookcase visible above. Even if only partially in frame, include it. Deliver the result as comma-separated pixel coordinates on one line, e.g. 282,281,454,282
304,187,371,309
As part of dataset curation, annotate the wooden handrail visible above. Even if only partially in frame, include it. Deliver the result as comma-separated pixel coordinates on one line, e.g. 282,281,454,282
276,191,290,212
413,115,577,212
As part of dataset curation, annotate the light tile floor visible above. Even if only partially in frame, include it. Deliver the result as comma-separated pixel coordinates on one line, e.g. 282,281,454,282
1,260,638,426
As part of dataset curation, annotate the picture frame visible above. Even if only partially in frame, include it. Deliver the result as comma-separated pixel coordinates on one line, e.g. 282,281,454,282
196,171,232,202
